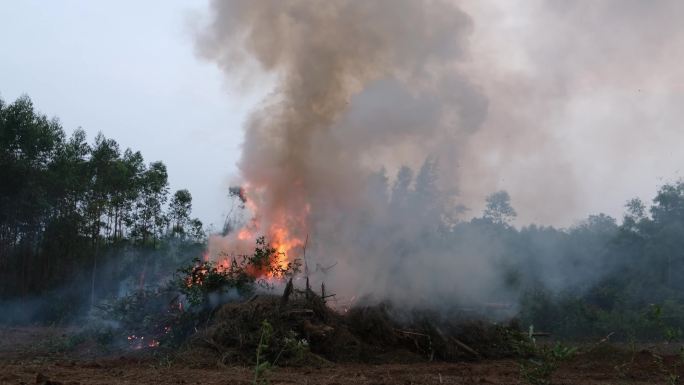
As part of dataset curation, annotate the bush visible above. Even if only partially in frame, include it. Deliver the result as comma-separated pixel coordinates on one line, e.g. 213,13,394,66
177,236,300,307
97,236,301,349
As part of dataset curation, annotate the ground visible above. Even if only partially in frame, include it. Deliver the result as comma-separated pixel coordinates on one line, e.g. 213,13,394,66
0,326,672,384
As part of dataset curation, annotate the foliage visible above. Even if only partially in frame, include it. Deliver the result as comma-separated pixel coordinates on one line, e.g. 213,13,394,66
251,321,309,384
10,92,684,345
518,332,577,385
0,94,205,322
254,320,273,385
177,257,255,307
177,236,300,307
169,189,193,238
95,284,198,348
483,190,517,225
92,235,301,351
378,160,684,343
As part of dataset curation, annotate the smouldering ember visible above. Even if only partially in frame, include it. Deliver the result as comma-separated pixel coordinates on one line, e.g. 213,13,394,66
127,335,160,350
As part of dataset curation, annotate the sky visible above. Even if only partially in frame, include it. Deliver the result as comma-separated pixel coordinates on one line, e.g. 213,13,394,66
0,0,259,230
2,1,684,228
458,0,684,225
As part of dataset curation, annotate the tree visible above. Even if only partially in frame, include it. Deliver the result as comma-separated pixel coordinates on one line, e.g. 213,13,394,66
132,161,169,245
651,181,684,225
483,190,516,225
0,95,65,296
390,166,413,210
622,197,647,232
413,157,439,206
0,94,205,317
188,218,205,243
110,148,145,240
85,133,120,244
169,189,192,238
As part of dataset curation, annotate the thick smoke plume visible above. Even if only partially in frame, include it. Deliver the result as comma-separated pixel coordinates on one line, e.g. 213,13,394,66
196,0,490,307
196,0,485,229
195,1,684,309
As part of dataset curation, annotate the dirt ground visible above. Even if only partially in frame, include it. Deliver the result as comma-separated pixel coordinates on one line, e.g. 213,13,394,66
0,326,671,384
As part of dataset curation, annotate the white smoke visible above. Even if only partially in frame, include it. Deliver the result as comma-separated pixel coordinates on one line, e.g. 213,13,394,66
195,0,684,308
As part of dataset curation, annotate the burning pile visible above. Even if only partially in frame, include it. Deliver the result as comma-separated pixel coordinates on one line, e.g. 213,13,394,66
97,0,536,359
196,0,497,308
180,236,301,305
97,236,526,366
97,236,302,352
211,187,307,278
187,289,527,366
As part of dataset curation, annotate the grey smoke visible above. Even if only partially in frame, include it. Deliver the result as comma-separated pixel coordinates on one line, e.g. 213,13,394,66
195,1,684,308
457,0,684,224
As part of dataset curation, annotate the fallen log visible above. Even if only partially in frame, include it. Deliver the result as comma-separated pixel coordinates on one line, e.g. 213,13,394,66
434,327,480,358
285,309,315,318
449,337,480,358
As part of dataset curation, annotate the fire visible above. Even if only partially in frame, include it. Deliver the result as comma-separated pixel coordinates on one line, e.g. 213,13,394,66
179,183,312,292
213,227,303,277
127,334,160,350
209,184,309,277
270,224,305,271
237,228,252,241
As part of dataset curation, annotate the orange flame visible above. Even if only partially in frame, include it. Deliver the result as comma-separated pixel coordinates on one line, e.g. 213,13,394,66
235,184,308,274
205,184,309,279
270,223,305,271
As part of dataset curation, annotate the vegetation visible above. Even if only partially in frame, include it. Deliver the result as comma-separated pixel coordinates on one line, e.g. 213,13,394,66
178,236,300,306
6,92,684,347
517,335,577,385
510,187,684,340
95,236,301,350
251,319,310,384
0,95,204,323
253,320,274,385
357,155,684,342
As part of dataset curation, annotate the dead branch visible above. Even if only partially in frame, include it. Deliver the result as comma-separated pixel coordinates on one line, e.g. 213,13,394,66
449,337,480,358
281,277,293,305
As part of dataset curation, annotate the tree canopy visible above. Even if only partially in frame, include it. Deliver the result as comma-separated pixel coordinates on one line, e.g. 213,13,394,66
0,95,204,319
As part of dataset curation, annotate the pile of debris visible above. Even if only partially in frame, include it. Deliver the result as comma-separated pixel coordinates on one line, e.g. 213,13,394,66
186,283,527,366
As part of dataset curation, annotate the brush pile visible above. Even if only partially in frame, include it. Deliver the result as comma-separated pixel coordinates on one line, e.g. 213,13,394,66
103,239,528,366
185,287,527,366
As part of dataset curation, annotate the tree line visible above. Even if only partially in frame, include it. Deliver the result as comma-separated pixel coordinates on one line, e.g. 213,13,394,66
328,158,684,340
0,95,204,315
5,92,684,339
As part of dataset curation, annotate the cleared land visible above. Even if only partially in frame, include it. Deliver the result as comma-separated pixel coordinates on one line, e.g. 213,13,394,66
0,326,670,385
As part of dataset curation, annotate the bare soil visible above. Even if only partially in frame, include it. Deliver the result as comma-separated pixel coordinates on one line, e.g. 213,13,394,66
0,326,670,384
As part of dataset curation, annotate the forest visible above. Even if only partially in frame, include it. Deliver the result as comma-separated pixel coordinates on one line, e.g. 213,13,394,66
0,95,205,322
3,93,684,343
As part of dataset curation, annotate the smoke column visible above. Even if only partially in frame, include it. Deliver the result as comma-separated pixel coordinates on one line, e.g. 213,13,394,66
195,0,684,307
195,0,492,306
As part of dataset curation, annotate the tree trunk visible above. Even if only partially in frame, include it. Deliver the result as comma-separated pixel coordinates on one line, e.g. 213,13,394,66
90,239,99,308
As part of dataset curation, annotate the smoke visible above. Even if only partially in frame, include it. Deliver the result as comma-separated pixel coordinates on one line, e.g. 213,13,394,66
196,0,491,306
195,1,684,309
196,0,485,234
457,0,684,224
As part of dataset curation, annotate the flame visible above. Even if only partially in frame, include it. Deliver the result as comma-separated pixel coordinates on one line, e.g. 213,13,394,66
270,223,304,271
215,184,308,276
198,183,309,283
237,228,252,241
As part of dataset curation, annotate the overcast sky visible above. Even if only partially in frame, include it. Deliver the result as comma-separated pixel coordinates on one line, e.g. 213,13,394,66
0,1,261,230
2,1,684,228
